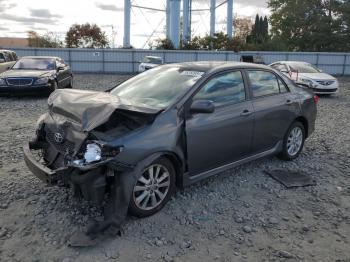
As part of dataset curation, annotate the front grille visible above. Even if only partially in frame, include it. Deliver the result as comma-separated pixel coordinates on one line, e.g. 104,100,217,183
46,129,75,154
316,80,335,86
6,77,33,86
313,88,337,93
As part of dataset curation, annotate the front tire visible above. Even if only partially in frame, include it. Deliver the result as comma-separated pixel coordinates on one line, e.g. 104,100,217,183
67,77,73,88
48,81,58,95
278,122,305,161
129,157,176,218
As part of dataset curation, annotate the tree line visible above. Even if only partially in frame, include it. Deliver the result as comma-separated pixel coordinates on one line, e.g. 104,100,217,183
28,0,350,52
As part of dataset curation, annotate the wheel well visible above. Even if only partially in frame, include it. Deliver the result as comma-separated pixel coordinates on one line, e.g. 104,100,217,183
162,153,184,189
295,116,309,138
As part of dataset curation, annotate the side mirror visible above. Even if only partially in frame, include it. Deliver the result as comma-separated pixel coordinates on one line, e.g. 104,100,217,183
190,100,215,114
0,58,5,64
57,66,64,71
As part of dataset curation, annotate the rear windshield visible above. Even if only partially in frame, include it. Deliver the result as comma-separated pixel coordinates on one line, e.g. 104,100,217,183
12,58,56,70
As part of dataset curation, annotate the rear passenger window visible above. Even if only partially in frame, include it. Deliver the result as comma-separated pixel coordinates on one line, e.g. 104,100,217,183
194,71,246,106
247,71,280,98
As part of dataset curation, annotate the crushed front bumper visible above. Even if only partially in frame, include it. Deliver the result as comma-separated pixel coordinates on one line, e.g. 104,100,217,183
23,141,134,205
23,142,62,184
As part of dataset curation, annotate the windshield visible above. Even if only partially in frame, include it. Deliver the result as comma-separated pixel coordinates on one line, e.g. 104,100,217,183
111,66,204,109
289,63,320,73
143,57,162,64
12,58,56,70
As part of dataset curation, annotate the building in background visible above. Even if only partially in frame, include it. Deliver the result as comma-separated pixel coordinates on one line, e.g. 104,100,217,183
0,37,28,48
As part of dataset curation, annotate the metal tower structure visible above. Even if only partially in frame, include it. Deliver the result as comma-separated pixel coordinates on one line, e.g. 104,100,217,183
123,0,234,49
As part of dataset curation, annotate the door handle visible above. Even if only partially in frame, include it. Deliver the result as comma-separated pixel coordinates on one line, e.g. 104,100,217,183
240,109,252,116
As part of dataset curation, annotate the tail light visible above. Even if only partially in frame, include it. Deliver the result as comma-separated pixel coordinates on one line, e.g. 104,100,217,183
313,95,318,105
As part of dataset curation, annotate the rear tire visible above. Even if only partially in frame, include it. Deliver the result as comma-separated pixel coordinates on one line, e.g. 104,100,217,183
129,157,176,218
278,121,305,161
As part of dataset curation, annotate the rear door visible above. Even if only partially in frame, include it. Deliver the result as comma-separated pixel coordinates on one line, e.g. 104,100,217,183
245,70,300,154
185,70,254,175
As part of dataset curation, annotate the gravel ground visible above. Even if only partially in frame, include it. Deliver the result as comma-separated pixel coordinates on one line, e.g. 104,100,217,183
0,74,349,262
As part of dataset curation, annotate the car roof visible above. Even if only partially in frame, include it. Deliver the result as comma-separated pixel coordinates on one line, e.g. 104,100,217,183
273,61,311,65
165,61,272,73
145,56,162,59
20,56,60,59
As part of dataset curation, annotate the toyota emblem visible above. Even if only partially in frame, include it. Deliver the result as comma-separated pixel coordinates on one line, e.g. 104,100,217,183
54,132,64,143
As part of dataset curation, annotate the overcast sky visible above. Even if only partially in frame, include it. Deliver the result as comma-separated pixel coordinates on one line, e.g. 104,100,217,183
0,0,269,48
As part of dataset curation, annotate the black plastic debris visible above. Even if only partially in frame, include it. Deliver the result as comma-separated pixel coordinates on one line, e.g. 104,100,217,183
264,169,316,188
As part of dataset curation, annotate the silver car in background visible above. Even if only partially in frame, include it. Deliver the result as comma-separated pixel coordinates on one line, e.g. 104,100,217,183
0,49,17,73
270,61,339,95
138,56,163,73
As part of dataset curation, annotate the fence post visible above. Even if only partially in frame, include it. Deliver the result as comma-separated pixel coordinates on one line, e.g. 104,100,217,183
132,49,135,73
342,54,347,76
68,49,71,68
225,51,229,61
163,51,166,64
195,51,198,61
286,52,289,61
102,49,105,73
316,53,319,68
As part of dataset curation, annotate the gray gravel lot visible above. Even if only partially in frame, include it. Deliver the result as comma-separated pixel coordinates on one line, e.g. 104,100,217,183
0,74,349,262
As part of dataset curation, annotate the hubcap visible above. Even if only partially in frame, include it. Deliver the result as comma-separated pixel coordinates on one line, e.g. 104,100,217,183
133,164,170,211
287,126,303,156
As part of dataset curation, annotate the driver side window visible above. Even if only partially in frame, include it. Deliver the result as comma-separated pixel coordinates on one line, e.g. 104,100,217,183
193,71,246,107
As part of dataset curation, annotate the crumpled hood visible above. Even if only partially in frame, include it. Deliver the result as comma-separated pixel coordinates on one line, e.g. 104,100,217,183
47,89,160,132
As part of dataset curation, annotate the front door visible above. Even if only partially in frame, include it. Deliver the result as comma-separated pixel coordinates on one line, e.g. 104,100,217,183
185,70,254,175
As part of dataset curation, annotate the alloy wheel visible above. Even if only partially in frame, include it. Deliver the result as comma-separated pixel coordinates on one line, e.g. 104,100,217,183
133,164,171,211
287,126,303,156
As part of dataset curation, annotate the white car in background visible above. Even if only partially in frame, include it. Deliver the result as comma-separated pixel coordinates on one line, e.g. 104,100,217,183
270,61,339,95
138,56,163,73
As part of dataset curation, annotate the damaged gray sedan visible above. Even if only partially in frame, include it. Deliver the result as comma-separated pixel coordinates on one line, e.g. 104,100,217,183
24,62,317,234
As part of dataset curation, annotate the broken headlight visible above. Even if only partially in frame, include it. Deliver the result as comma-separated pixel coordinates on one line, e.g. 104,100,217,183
84,143,102,163
73,142,123,166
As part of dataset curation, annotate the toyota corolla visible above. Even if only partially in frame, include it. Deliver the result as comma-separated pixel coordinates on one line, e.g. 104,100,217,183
24,62,317,234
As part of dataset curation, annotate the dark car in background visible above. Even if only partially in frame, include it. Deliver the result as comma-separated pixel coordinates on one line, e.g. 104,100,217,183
24,62,317,218
0,49,18,73
0,56,73,96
